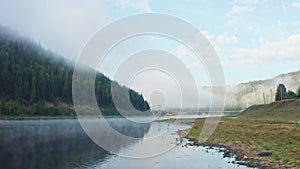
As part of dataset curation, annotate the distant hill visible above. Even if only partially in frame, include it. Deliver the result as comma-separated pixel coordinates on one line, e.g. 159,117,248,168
0,25,150,118
238,99,300,121
226,70,300,109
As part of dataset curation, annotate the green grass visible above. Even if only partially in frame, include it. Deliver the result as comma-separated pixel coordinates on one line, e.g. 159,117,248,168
0,107,129,120
186,100,300,168
239,99,300,121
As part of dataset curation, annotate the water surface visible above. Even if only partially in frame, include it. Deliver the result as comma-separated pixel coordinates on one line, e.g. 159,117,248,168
0,118,248,169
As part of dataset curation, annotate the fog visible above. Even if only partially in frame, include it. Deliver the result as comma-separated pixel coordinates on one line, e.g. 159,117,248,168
0,0,109,59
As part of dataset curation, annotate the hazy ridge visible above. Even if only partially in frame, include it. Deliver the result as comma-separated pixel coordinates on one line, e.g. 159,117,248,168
226,69,300,109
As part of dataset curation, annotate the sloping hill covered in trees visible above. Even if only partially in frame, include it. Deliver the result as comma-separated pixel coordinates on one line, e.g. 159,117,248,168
225,70,300,109
0,26,149,118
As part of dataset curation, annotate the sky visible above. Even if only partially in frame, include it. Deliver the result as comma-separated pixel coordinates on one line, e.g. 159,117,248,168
1,0,300,108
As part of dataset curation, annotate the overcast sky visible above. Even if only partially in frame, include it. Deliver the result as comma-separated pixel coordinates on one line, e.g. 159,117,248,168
1,0,300,108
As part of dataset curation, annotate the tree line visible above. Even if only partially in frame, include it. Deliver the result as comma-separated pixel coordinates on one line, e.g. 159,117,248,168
0,26,149,117
275,83,300,101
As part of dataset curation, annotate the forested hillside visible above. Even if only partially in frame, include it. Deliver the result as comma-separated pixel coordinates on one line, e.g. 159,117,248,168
0,26,149,118
225,70,300,109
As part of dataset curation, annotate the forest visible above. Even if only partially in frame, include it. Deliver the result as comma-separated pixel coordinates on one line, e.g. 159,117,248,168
0,26,150,118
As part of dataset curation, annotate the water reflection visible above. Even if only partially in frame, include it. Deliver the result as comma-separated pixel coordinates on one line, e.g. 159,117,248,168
0,119,150,169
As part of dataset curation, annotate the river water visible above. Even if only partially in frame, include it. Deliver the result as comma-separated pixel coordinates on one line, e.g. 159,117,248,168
0,118,248,169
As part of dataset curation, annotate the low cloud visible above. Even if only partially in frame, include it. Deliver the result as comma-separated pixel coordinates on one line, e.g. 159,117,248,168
228,5,255,16
215,32,239,44
233,0,259,5
227,0,258,26
292,2,300,8
113,0,151,12
227,18,240,26
201,31,238,45
230,34,300,64
0,0,109,59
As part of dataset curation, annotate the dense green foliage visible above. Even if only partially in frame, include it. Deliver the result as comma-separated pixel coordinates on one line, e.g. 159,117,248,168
0,26,149,117
275,84,287,101
275,84,299,101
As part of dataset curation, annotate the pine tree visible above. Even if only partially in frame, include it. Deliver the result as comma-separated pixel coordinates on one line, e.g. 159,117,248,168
29,76,36,104
275,84,287,101
0,25,150,116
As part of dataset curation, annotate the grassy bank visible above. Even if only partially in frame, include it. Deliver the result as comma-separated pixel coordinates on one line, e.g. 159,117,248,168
0,102,124,120
185,99,300,168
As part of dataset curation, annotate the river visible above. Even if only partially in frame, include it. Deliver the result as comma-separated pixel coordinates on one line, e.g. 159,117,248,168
0,118,249,169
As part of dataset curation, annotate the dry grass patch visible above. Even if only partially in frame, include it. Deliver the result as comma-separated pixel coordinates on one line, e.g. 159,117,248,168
186,117,300,168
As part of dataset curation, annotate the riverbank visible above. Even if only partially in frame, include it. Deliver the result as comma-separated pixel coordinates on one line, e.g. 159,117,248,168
0,101,123,120
180,100,300,168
